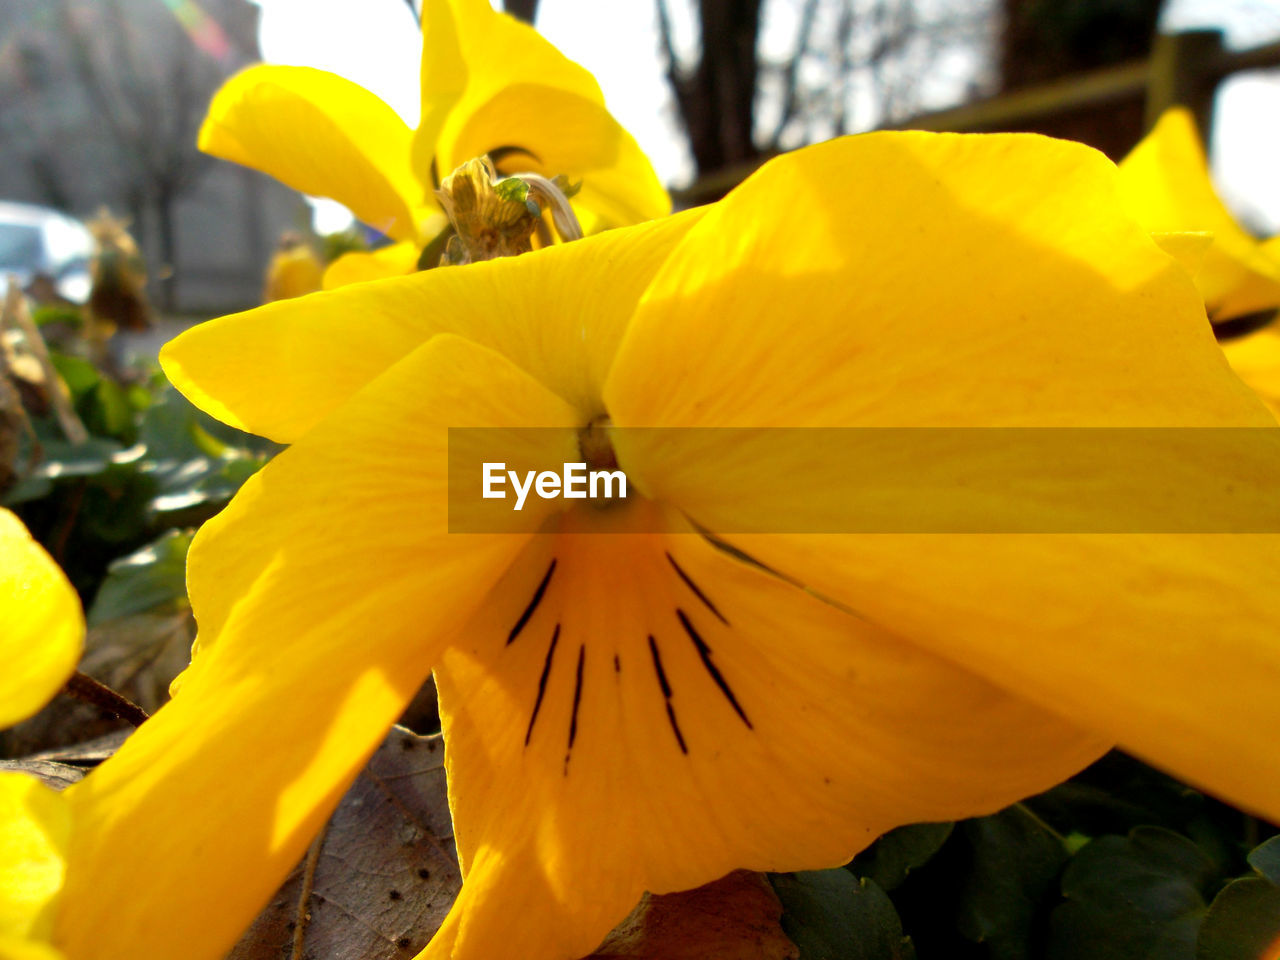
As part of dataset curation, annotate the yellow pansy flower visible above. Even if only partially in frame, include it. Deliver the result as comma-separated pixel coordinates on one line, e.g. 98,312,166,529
1218,234,1280,414
199,0,669,288
55,133,1280,960
1118,108,1280,412
0,511,82,730
262,233,324,302
1118,106,1280,323
0,509,84,960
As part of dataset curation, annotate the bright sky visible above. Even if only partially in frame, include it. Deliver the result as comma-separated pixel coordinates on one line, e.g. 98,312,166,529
253,0,1280,235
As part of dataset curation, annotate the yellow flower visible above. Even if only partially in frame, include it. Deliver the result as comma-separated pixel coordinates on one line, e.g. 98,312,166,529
0,509,84,960
262,233,324,302
199,0,669,287
1118,107,1280,323
1118,108,1280,412
56,133,1280,960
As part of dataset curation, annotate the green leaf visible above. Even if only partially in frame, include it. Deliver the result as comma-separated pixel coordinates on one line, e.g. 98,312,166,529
49,352,100,398
32,303,84,329
33,437,124,479
1195,877,1280,960
849,822,953,893
87,528,193,625
1048,826,1219,960
86,378,136,441
1248,836,1280,887
1,473,53,505
771,870,915,960
953,805,1069,960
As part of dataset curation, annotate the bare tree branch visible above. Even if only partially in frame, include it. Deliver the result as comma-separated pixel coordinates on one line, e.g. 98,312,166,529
766,0,823,148
504,0,540,24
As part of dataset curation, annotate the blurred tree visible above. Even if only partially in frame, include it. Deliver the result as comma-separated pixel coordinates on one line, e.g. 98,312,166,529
1001,0,1162,88
0,0,267,312
53,0,226,311
658,0,765,177
997,0,1163,157
657,0,994,191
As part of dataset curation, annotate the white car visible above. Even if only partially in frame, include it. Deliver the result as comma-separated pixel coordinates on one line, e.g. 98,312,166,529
0,201,94,303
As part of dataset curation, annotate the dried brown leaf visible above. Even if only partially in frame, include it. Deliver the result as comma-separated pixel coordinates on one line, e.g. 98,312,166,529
0,757,85,791
227,725,461,960
80,609,195,713
587,870,800,960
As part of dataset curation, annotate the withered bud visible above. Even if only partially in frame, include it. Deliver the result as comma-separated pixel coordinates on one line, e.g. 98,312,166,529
433,157,583,266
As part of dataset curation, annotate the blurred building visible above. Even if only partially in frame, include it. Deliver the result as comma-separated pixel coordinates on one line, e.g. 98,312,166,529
0,0,310,314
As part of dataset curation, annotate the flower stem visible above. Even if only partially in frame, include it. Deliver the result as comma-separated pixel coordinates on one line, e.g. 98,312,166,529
63,671,149,727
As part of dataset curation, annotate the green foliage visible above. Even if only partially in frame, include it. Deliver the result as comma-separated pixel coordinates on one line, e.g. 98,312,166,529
1247,835,1280,886
772,871,914,960
849,822,953,893
773,753,1279,960
5,361,275,605
1047,827,1216,960
88,528,193,626
31,303,85,329
321,227,368,264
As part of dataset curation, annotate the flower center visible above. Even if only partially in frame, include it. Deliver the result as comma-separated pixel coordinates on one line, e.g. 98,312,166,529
577,415,627,511
430,155,582,266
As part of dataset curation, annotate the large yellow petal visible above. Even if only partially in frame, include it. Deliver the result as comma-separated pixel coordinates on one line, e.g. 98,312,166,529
411,0,470,201
0,941,63,960
0,510,82,729
603,131,1280,822
410,0,668,228
1222,326,1280,415
411,0,603,194
56,335,578,960
1118,107,1280,321
161,207,705,444
0,774,69,946
320,239,425,290
606,131,1264,430
200,65,425,242
422,504,1104,960
438,84,671,229
448,0,605,108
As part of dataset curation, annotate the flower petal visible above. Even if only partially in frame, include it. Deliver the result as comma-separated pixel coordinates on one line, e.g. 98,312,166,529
410,0,606,203
410,0,668,228
0,510,83,729
605,131,1266,430
56,335,579,960
715,533,1280,825
200,65,425,242
602,131,1280,822
422,505,1105,960
440,84,671,229
321,239,425,290
161,207,704,443
411,0,470,199
1222,328,1280,415
0,773,69,944
1118,107,1280,321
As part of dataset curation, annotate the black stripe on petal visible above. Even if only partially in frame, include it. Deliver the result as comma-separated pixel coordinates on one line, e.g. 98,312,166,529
524,623,560,746
666,552,729,625
676,608,753,730
508,559,556,645
648,635,688,755
567,644,586,752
